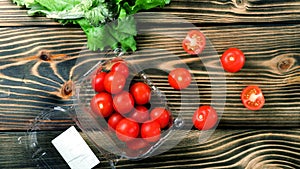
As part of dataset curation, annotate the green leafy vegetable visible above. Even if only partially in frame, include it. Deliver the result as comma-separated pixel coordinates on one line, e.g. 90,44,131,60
12,0,171,51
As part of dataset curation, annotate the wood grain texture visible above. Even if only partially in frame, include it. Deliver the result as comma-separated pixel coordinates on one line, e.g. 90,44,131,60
0,129,299,168
0,24,299,130
0,0,300,26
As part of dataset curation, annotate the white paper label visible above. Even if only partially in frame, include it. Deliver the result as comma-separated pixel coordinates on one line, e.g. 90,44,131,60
51,126,100,169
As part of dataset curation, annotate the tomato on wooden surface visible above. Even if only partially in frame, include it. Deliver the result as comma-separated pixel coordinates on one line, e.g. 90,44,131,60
111,62,130,78
192,105,218,130
104,71,126,94
108,113,124,130
90,92,113,118
126,138,149,150
129,106,150,123
150,107,171,129
113,91,135,114
130,82,151,105
168,68,192,90
241,85,265,110
91,72,107,93
220,48,245,73
115,118,139,142
141,121,161,143
182,30,206,55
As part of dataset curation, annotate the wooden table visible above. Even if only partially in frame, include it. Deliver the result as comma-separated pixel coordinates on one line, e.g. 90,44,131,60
0,0,299,168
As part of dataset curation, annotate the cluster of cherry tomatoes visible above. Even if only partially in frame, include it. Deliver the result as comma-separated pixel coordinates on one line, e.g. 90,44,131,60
90,60,173,150
182,30,265,111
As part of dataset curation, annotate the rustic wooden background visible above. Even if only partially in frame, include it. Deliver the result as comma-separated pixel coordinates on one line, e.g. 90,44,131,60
0,0,299,168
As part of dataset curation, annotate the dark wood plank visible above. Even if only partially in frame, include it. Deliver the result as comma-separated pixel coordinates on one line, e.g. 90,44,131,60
0,129,299,168
0,0,300,26
0,24,299,130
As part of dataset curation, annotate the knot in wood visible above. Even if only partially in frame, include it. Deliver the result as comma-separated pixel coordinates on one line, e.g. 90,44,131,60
38,50,52,61
277,58,294,73
61,81,73,98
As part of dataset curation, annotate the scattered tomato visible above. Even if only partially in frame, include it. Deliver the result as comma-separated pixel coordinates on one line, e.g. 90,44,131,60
220,48,245,73
182,30,206,55
104,71,126,94
130,82,151,105
150,107,171,129
108,112,124,130
168,68,192,90
141,121,161,143
241,85,265,110
192,106,218,130
91,72,107,93
113,91,135,114
90,92,113,118
129,106,150,123
111,62,130,78
115,118,139,142
126,138,149,150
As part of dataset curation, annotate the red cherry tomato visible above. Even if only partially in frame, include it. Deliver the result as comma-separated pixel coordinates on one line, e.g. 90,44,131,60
91,72,107,93
192,106,218,130
182,30,206,55
129,106,150,123
115,118,139,142
141,121,161,143
113,91,134,115
104,71,126,94
241,86,265,110
126,138,149,150
150,107,171,129
111,62,130,78
90,92,113,118
130,82,151,105
168,68,192,90
220,48,245,73
108,113,123,130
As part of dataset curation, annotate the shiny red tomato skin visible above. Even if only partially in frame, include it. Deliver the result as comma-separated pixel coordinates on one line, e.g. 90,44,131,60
111,62,130,78
150,107,171,129
129,106,150,123
221,48,245,73
90,92,113,118
126,138,149,150
104,71,126,94
115,118,139,142
91,72,107,93
168,68,192,90
182,30,206,55
141,121,161,143
113,91,135,115
241,86,265,111
130,82,151,105
108,113,124,130
192,106,218,130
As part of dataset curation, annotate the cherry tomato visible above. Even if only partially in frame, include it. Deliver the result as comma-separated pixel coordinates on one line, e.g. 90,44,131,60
108,112,123,130
182,30,206,55
220,48,245,73
192,106,218,130
104,71,126,94
150,107,171,129
111,62,130,78
168,68,192,90
115,118,139,142
141,121,161,143
91,72,107,93
113,91,134,114
241,86,265,110
129,106,149,123
126,138,149,150
90,92,113,118
130,82,151,105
